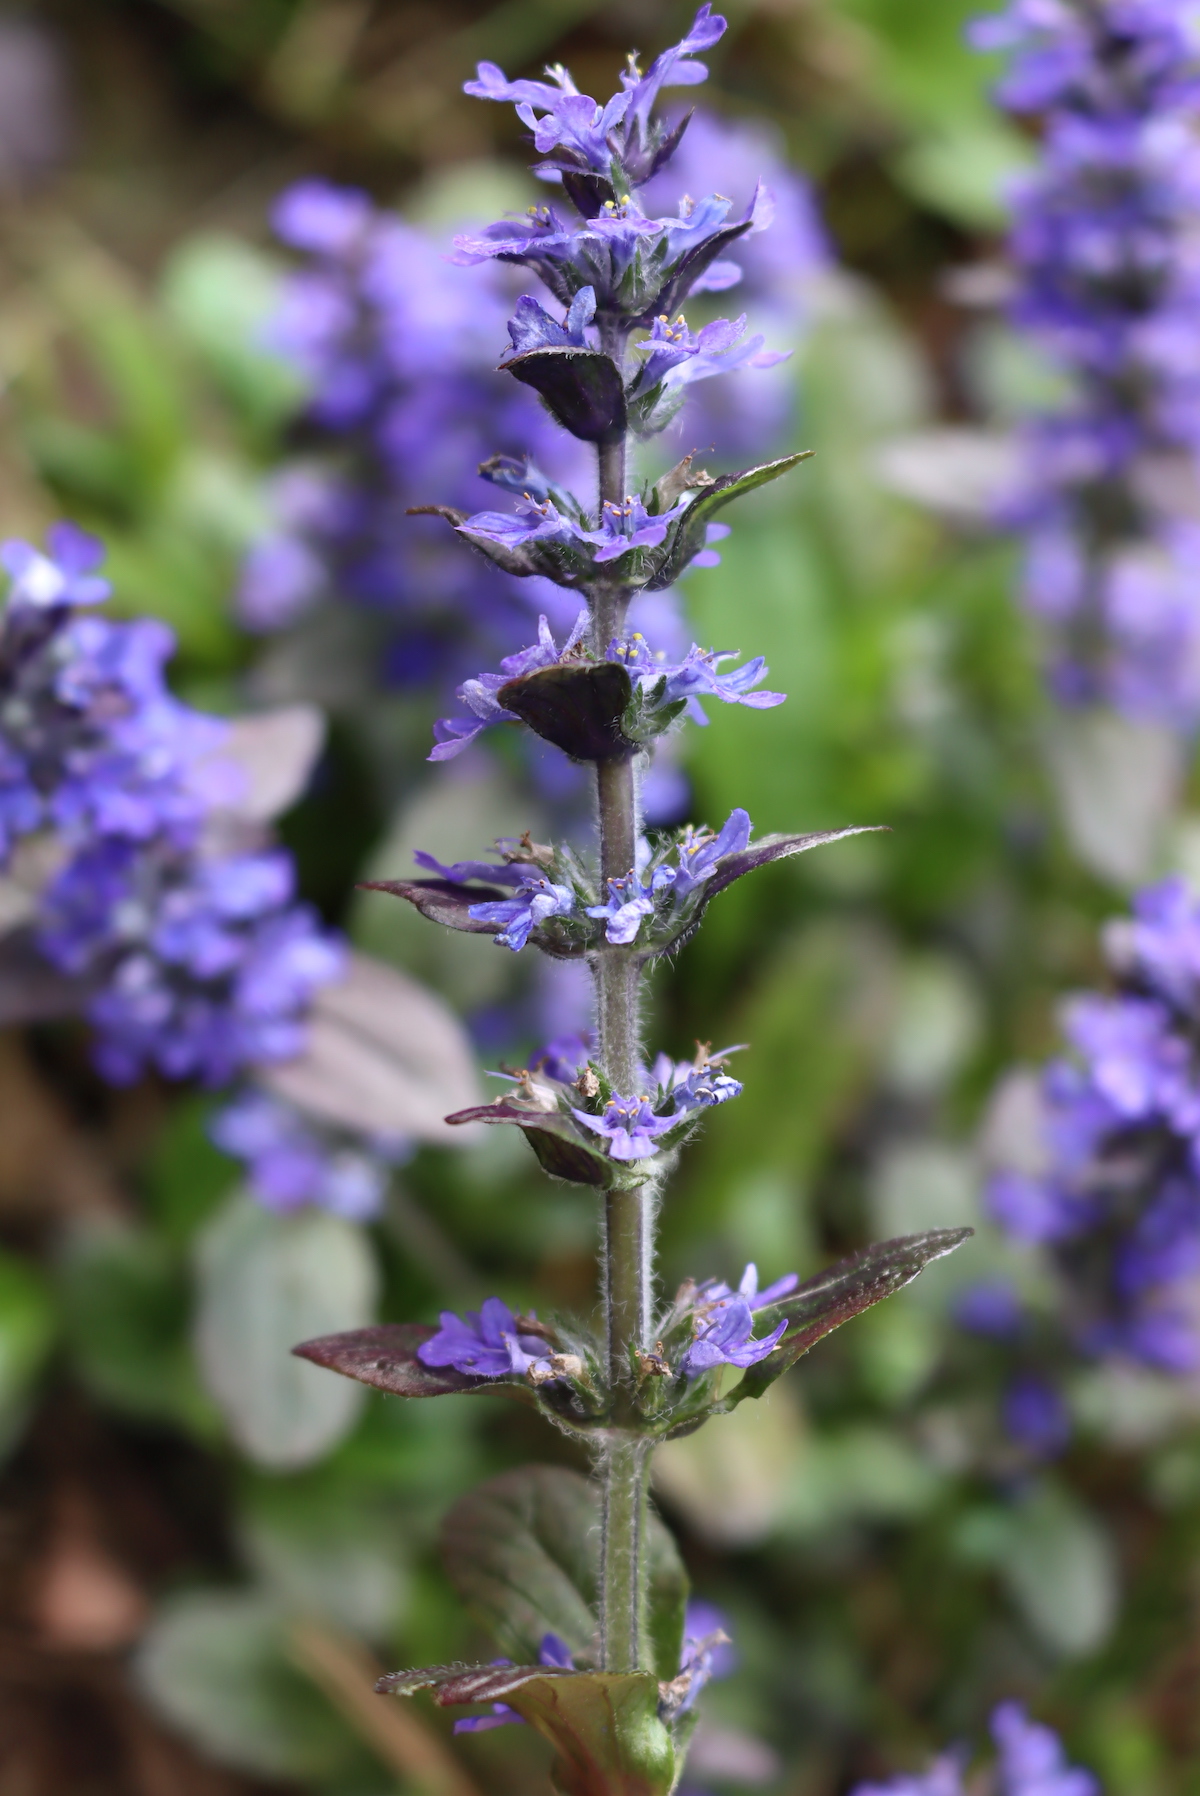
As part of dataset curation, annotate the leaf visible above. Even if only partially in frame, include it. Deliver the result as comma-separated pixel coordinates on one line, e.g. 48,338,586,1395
291,1321,535,1406
999,1484,1118,1658
441,1466,600,1664
502,348,627,445
0,1249,56,1460
408,504,544,580
259,951,483,1142
723,1228,973,1408
645,451,813,591
500,1670,674,1796
60,1222,214,1432
360,876,508,934
445,1100,616,1187
648,828,887,957
377,1660,675,1796
441,1466,688,1684
497,662,636,762
196,705,326,825
135,1590,354,1779
194,1193,378,1469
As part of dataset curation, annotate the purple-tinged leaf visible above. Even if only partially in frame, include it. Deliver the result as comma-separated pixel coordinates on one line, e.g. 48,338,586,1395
497,662,635,762
502,348,627,444
291,1322,536,1404
648,826,887,958
729,1227,973,1404
376,1659,675,1796
261,951,482,1142
407,504,542,579
445,1099,616,1187
359,877,507,934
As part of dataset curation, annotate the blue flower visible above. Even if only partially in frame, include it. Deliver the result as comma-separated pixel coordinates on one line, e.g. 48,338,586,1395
608,633,785,721
469,872,576,951
1002,1374,1072,1460
671,809,751,896
990,1701,1099,1796
586,865,676,944
429,612,588,761
463,8,727,189
679,1292,787,1376
629,311,788,403
417,1296,553,1378
577,494,691,563
504,286,597,355
211,1089,405,1221
1,523,110,611
571,1093,679,1160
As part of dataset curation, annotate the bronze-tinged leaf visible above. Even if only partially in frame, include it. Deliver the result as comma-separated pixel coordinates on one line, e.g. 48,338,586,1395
358,877,505,933
729,1227,974,1405
648,827,888,958
445,1101,616,1188
502,348,627,445
497,662,635,763
291,1322,534,1404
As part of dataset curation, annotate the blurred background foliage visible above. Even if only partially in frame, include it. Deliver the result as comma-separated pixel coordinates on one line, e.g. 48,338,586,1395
2,3,1198,1796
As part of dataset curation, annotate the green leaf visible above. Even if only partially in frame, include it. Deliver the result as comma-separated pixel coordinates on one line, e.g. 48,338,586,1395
502,1670,675,1796
441,1466,688,1682
194,1193,378,1469
0,1250,56,1459
59,1222,215,1433
379,1661,675,1796
723,1227,973,1408
135,1591,355,1779
645,451,814,591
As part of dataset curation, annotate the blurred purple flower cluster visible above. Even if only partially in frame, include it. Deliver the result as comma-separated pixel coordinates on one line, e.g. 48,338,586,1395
967,878,1200,1449
0,527,342,1087
976,0,1200,721
852,1700,1097,1795
210,1088,406,1221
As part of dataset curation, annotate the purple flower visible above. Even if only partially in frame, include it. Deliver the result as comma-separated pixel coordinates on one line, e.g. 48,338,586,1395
954,1280,1025,1339
505,287,597,355
1002,1373,1073,1460
577,494,691,563
671,809,751,896
38,838,343,1087
469,872,576,951
463,8,727,191
851,1702,1096,1796
572,1093,679,1161
629,311,788,408
417,1296,553,1379
429,612,588,761
679,1292,787,1376
586,864,677,945
211,1089,405,1220
991,1701,1099,1796
1,522,110,610
850,1757,966,1796
977,0,1200,722
691,1261,798,1312
608,634,786,721
651,1047,745,1114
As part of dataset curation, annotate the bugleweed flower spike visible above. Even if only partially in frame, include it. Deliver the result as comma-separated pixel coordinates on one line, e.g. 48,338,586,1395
294,14,973,1791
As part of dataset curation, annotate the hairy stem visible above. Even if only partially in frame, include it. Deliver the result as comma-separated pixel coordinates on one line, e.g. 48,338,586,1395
592,427,653,1673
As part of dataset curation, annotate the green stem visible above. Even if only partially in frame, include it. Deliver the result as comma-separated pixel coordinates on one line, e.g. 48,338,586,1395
591,420,653,1673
